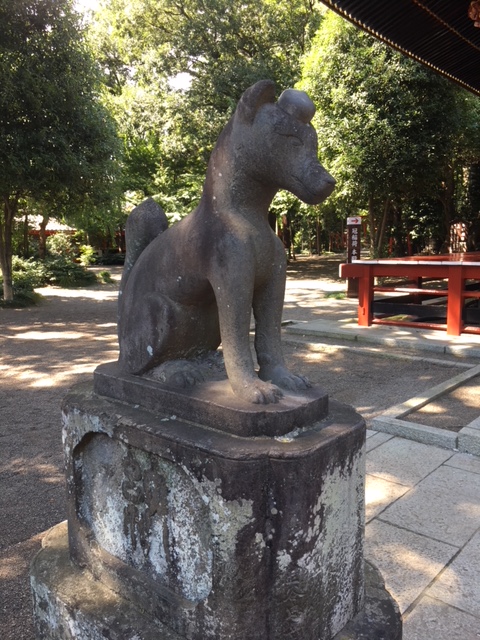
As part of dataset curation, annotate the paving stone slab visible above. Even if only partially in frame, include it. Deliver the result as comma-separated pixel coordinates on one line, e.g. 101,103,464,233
366,438,453,487
365,520,458,614
365,431,394,453
403,595,480,640
365,475,410,523
379,465,480,546
444,452,480,475
427,531,480,618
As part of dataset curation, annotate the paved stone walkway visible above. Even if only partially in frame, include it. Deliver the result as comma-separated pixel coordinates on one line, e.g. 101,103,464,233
283,272,480,639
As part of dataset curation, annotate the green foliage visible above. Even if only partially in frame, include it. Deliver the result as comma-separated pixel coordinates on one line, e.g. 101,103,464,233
0,288,43,308
95,251,125,265
301,12,453,198
90,0,323,208
46,233,75,258
97,269,114,283
0,0,122,300
10,256,47,291
1,251,97,292
0,0,121,204
43,255,97,287
79,244,96,266
0,256,44,306
299,11,480,254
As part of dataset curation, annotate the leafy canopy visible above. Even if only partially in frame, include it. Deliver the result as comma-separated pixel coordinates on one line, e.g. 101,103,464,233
299,11,477,253
0,0,120,204
0,0,121,300
90,0,323,210
300,11,460,207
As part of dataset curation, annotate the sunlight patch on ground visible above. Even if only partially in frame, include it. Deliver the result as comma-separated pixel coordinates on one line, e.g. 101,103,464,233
6,459,62,480
36,288,118,301
303,352,330,362
0,555,27,580
285,281,346,293
11,331,85,340
14,370,60,387
5,360,116,388
366,484,388,506
395,545,446,576
413,402,444,415
457,500,480,518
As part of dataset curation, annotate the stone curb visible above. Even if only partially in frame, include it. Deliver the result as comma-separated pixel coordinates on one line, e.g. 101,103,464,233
372,365,480,453
285,322,480,454
285,321,480,360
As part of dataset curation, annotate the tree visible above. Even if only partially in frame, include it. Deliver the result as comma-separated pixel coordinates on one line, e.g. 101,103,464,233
89,0,322,210
0,0,121,300
300,11,470,255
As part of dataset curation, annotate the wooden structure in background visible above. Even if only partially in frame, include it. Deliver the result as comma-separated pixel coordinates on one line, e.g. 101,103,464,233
340,253,480,336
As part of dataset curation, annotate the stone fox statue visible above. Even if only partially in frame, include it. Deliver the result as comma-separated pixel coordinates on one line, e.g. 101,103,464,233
118,80,335,404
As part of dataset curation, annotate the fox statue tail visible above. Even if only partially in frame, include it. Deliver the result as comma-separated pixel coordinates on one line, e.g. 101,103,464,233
120,197,168,293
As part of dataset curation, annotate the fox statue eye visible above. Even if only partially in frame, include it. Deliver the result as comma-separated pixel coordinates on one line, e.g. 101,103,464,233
271,112,308,147
274,130,304,146
285,134,303,147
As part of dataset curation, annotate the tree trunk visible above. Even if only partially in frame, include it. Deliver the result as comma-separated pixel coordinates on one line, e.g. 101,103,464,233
0,195,19,302
367,193,376,255
376,199,390,256
316,215,321,255
23,213,29,257
38,214,50,259
439,164,456,249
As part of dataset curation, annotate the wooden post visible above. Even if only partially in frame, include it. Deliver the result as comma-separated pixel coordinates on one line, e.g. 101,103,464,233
446,265,464,336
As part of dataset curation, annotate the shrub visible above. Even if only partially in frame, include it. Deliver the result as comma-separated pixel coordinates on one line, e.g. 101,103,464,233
43,256,97,287
95,252,125,265
0,257,46,306
0,288,43,307
97,270,114,284
1,253,100,306
46,232,75,257
79,244,95,266
9,256,46,291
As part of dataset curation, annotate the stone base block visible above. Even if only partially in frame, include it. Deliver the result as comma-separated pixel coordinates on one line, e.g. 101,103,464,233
61,381,366,639
93,361,329,437
333,562,402,640
31,523,402,640
31,522,181,640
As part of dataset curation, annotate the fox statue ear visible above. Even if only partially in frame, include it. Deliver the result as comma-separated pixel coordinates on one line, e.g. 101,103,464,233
236,80,276,124
278,89,316,124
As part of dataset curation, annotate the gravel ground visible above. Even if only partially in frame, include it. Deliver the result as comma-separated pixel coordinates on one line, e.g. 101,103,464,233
0,255,477,639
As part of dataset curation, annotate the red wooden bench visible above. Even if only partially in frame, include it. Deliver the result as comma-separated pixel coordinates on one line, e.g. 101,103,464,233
339,253,480,336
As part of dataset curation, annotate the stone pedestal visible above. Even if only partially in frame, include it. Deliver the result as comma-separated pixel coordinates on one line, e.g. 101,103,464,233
31,363,402,639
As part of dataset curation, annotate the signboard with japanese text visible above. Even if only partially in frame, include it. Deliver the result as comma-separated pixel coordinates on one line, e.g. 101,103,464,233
346,218,362,264
346,217,362,298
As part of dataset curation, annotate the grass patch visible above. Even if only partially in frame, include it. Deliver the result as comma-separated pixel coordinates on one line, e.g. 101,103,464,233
324,291,347,300
97,270,114,284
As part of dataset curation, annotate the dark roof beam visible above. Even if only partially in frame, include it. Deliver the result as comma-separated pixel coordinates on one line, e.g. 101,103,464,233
320,0,480,96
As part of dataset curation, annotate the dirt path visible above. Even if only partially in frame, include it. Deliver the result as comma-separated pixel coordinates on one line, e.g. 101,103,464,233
0,256,474,639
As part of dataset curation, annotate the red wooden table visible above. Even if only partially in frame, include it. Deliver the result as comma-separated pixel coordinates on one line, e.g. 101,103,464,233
339,253,480,336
